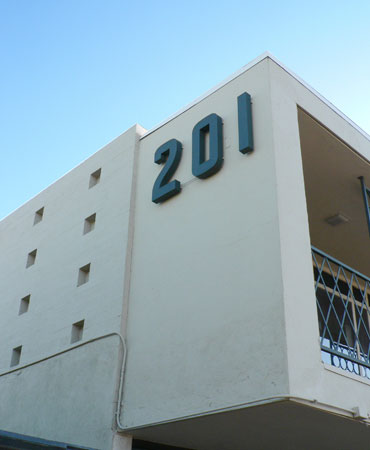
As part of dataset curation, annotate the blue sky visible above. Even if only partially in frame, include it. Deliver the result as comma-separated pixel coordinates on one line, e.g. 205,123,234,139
1,0,370,219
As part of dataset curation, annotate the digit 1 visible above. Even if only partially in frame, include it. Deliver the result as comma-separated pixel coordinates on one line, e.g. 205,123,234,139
237,92,254,154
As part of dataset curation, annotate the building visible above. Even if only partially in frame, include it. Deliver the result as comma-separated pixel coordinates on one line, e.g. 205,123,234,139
1,53,370,450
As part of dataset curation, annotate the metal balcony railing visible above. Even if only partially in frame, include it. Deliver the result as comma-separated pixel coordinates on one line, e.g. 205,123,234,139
312,246,370,379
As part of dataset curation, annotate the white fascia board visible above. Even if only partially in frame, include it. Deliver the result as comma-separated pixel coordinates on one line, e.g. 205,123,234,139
141,51,370,144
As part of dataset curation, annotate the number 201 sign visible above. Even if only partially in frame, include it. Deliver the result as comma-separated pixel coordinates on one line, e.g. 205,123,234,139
152,92,253,204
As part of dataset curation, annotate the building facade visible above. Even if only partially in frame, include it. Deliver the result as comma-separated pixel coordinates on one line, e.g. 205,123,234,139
1,53,370,450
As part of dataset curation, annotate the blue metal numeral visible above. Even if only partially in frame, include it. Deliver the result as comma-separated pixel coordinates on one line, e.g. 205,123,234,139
192,113,223,179
152,139,182,204
237,92,254,154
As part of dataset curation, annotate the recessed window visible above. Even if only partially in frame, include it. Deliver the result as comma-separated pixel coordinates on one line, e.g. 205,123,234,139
26,249,37,268
77,263,90,286
11,346,22,367
83,213,96,234
71,320,85,344
33,207,44,225
19,295,30,315
89,168,101,188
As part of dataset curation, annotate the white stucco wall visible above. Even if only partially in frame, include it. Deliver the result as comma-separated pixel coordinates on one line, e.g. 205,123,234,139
268,58,370,418
122,58,289,428
2,53,370,450
0,124,145,449
0,338,120,449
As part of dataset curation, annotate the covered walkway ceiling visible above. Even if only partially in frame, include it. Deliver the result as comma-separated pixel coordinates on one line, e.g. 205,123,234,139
298,108,370,277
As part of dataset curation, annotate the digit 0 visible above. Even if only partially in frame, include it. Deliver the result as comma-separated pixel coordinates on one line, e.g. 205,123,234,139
192,113,223,179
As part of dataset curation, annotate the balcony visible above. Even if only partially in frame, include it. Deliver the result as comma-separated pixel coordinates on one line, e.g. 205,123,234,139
298,107,370,380
312,246,370,378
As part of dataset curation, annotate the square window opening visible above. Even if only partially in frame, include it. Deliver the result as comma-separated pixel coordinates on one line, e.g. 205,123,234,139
26,249,37,268
19,295,30,315
11,346,22,367
89,168,101,188
77,263,90,286
33,207,44,225
83,213,96,235
71,320,85,344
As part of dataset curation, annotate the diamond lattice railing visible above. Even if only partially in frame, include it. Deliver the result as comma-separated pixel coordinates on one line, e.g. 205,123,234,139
312,246,370,379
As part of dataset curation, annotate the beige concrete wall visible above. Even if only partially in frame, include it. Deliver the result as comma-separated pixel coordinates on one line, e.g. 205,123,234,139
3,53,370,449
268,58,370,419
122,58,289,428
0,338,120,449
0,124,145,449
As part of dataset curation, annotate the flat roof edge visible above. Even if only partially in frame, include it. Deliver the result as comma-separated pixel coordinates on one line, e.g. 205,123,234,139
140,51,370,143
268,55,370,142
0,123,144,222
140,51,272,139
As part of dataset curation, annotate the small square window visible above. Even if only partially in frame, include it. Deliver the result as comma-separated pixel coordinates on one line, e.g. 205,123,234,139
33,207,44,225
19,295,30,315
89,168,101,188
11,346,22,367
83,213,96,235
71,320,85,344
77,263,90,286
26,249,37,268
